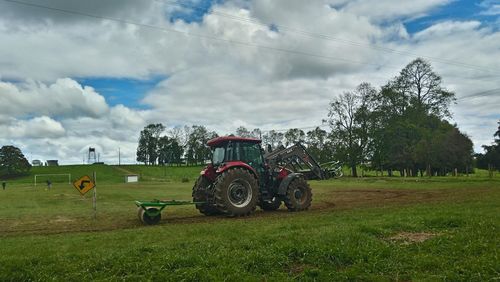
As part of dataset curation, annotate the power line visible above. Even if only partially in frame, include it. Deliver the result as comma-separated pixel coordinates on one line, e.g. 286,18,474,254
3,0,500,82
159,0,500,74
0,0,401,70
457,88,500,100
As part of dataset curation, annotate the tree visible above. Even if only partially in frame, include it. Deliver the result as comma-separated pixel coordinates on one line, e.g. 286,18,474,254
306,127,329,163
136,123,165,165
390,58,455,117
157,136,171,165
262,130,284,150
284,128,306,146
169,139,184,166
495,120,500,144
236,126,251,137
327,83,376,177
0,145,31,178
477,120,500,170
251,128,262,139
366,59,458,176
186,125,217,165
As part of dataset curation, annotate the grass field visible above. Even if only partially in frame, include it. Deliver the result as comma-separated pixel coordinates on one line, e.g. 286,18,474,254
0,165,499,280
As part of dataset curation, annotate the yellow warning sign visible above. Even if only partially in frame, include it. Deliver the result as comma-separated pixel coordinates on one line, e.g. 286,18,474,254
73,175,95,195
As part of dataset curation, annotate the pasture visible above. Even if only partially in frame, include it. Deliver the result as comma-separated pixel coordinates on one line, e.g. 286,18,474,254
0,165,499,280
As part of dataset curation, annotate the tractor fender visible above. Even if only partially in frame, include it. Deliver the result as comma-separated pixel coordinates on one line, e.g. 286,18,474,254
216,161,258,179
277,173,303,196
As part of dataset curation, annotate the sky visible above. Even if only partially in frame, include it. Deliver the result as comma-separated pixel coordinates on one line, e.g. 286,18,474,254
0,0,499,164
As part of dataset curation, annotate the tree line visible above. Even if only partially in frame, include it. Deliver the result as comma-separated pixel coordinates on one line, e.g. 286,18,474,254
137,58,497,176
135,123,333,166
326,58,473,177
476,121,500,171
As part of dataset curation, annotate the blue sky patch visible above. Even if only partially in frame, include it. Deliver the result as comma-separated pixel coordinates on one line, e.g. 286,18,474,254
168,0,220,24
405,1,498,34
77,76,165,109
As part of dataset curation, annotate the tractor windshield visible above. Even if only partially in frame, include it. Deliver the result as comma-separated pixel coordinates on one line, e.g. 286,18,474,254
212,147,225,165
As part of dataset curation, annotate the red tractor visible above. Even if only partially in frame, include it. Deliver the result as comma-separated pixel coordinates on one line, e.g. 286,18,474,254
192,136,336,217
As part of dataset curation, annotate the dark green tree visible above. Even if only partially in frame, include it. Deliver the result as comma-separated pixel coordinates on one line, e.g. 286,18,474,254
367,58,458,176
391,58,455,117
157,136,171,165
306,127,329,163
235,126,251,138
0,145,31,178
169,138,184,166
477,120,500,170
186,125,218,165
136,123,165,165
284,128,306,146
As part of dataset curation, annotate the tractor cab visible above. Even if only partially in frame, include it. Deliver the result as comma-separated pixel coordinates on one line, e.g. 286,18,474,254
207,136,266,177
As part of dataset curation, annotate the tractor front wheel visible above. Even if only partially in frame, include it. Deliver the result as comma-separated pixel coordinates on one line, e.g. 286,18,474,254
214,168,258,217
284,177,312,211
260,197,281,211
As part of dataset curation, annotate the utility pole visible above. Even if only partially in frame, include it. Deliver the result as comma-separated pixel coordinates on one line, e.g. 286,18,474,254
118,147,121,166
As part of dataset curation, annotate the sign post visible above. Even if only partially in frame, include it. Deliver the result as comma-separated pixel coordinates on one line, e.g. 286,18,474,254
72,174,97,219
92,171,97,219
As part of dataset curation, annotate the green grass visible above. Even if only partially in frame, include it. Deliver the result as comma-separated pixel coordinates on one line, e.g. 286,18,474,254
0,166,499,280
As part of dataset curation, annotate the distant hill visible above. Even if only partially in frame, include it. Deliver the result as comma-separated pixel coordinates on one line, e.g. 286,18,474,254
3,164,204,185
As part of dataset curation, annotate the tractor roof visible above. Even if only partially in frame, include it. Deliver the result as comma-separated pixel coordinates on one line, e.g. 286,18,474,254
207,136,262,147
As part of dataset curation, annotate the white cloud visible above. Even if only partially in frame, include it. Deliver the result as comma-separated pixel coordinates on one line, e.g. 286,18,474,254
340,0,452,22
0,116,65,139
0,78,109,118
479,0,500,15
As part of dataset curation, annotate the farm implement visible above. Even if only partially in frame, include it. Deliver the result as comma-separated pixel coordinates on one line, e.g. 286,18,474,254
136,136,341,225
135,200,203,225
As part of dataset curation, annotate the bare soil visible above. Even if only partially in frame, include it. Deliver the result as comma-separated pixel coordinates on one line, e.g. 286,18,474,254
388,231,439,244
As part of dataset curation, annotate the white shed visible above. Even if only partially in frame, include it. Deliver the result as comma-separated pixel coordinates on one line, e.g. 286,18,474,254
125,175,139,183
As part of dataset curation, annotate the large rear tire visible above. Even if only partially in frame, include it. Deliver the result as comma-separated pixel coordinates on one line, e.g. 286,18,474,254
214,168,258,217
192,176,220,216
284,177,312,211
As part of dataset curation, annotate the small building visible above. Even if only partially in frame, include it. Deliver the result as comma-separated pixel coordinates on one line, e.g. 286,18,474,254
32,160,42,166
125,175,139,183
46,160,59,166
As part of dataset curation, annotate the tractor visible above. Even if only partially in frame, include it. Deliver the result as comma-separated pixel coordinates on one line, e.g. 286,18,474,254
192,136,337,217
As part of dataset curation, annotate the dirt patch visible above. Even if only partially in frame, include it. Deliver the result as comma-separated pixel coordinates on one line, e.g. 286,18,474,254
50,216,75,223
388,231,439,244
288,263,306,275
313,189,449,211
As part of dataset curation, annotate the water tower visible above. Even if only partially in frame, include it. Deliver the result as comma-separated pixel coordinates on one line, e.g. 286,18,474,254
88,147,97,164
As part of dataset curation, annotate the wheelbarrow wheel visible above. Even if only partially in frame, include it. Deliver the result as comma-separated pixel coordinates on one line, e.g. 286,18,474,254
140,207,161,225
137,207,144,220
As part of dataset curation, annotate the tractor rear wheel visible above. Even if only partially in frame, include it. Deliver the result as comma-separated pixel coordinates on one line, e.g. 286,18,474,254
192,176,220,216
214,168,258,217
260,197,281,211
284,177,312,211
